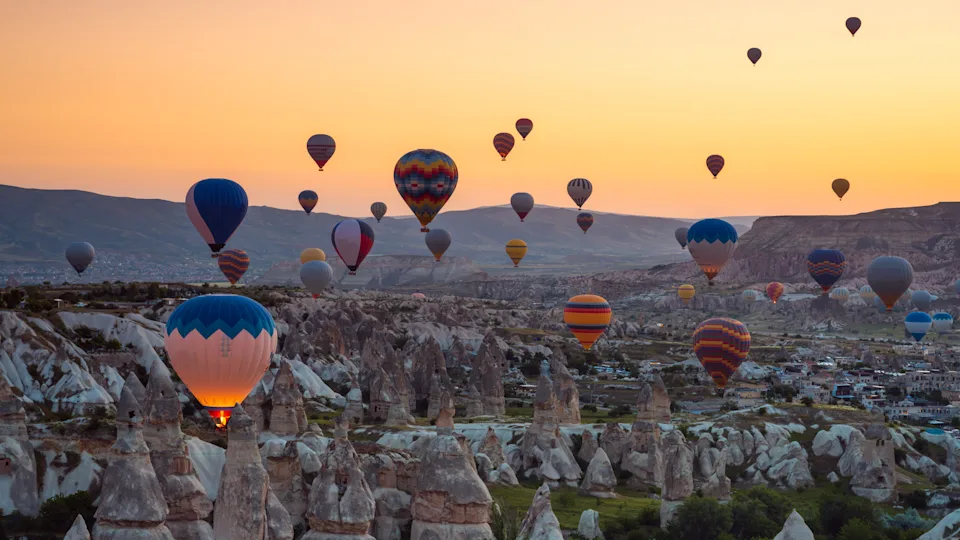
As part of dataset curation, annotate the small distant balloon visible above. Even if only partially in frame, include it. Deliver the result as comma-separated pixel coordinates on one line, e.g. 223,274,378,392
567,178,593,209
298,190,318,214
65,242,95,276
859,285,876,302
331,219,375,275
706,155,725,179
563,294,612,351
516,119,533,141
218,249,249,285
867,256,914,311
912,290,933,312
494,133,515,161
511,193,535,222
686,219,738,285
370,202,387,223
185,178,248,257
577,212,594,234
678,284,696,306
829,287,850,303
742,289,759,303
300,260,333,297
425,228,452,262
675,227,688,250
933,312,954,334
905,312,932,342
300,248,326,264
747,48,762,65
693,317,751,389
832,179,850,200
412,293,426,300
846,17,861,37
806,249,846,293
306,134,336,171
394,149,458,232
506,239,528,267
766,282,784,304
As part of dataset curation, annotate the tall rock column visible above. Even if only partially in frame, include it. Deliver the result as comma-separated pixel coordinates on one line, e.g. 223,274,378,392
270,361,308,436
0,374,39,517
468,333,506,416
93,385,175,540
659,430,694,529
621,381,664,490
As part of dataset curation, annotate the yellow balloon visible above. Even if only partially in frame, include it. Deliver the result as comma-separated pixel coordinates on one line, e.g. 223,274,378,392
678,284,695,305
505,239,527,267
300,248,326,264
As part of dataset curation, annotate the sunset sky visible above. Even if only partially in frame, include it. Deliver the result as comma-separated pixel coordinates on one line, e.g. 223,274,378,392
2,1,959,219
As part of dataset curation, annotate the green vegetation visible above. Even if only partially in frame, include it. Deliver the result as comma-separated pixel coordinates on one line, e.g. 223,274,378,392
488,484,659,532
1,491,95,538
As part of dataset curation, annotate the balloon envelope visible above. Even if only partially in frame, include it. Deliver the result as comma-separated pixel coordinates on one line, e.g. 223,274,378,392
829,287,850,303
370,202,387,222
742,290,759,302
933,312,954,333
331,219,374,275
577,212,594,234
706,155,725,178
516,118,533,140
185,178,248,256
846,17,861,36
905,311,932,342
675,227,688,249
298,190,318,214
678,284,695,305
164,294,277,427
300,248,326,264
766,282,784,304
686,219,738,285
425,228,452,262
394,149,459,232
693,317,751,389
511,193,534,221
832,179,850,200
493,132,515,160
506,239,527,267
747,48,761,65
563,294,612,351
567,178,593,209
306,134,336,171
218,249,249,285
65,242,95,276
806,249,846,293
868,256,914,310
412,293,426,300
300,260,333,296
912,290,933,311
860,285,876,302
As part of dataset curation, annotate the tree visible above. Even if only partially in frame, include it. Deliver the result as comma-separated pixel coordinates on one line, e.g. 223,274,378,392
729,486,794,539
820,492,881,537
837,518,886,540
801,396,814,407
664,496,732,540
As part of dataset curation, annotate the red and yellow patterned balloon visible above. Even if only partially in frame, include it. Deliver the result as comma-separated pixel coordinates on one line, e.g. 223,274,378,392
393,149,459,232
563,294,612,351
692,317,751,388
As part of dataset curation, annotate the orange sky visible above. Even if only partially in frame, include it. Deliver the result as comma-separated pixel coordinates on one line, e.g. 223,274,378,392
2,1,960,219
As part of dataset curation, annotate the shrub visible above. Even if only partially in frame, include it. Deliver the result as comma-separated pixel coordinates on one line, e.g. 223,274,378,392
664,496,732,540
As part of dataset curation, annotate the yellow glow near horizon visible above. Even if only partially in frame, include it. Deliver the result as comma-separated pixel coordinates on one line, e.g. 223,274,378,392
2,1,960,219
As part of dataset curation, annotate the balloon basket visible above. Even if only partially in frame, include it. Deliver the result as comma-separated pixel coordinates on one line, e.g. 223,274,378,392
421,227,429,233
206,407,232,429
348,271,357,276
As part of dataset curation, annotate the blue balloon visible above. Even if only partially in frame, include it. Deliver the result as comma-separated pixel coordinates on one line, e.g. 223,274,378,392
904,311,933,342
186,179,249,256
686,219,739,244
806,249,846,293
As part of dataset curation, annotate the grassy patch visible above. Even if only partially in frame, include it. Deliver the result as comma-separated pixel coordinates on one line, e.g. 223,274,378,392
488,484,659,531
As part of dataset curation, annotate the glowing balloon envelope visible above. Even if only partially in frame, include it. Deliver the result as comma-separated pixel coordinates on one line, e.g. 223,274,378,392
846,17,861,36
675,227,688,249
686,219,738,285
766,282,784,304
806,249,846,293
933,312,954,333
412,293,426,300
511,193,534,222
300,260,333,297
905,311,932,342
306,134,336,171
832,179,850,200
65,242,95,276
506,239,527,267
164,294,277,428
693,317,751,389
493,132,515,161
867,256,914,311
567,178,592,209
370,202,387,223
394,149,459,232
299,190,318,214
706,155,725,178
331,219,374,275
218,249,249,285
912,290,933,312
516,118,533,141
425,228,452,262
678,284,696,305
577,212,594,234
300,248,326,264
747,48,762,65
563,294,612,351
186,178,248,257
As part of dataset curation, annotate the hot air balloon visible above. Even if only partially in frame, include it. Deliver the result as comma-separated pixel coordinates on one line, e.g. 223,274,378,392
300,260,333,297
298,190,318,214
905,312,932,342
306,134,336,171
567,178,592,209
829,287,850,303
65,242,95,276
675,227,688,250
186,178,248,257
933,312,954,333
506,239,527,267
742,290,759,303
394,149,458,232
747,48,762,65
693,317,751,389
511,193,535,222
425,228,452,262
912,290,933,312
868,256,914,311
874,296,889,313
218,249,249,285
706,155,725,178
412,293,426,300
846,17,861,36
686,219,738,285
832,179,850,201
516,118,533,141
164,294,277,428
370,202,387,223
766,282,784,304
678,284,696,306
300,248,326,264
563,294,612,351
860,285,876,302
493,133,515,161
807,249,846,293
577,213,594,234
331,219,374,275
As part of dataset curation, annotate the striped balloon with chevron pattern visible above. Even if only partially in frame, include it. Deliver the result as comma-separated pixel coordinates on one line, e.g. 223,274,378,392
217,249,249,285
693,317,751,389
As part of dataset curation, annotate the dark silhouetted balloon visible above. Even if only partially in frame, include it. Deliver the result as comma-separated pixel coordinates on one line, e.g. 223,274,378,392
867,256,914,311
846,17,861,36
511,192,534,222
706,155,725,178
747,48,762,65
66,242,95,276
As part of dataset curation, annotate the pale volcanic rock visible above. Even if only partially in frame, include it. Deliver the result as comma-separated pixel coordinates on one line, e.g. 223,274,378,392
270,360,308,436
578,510,604,540
520,368,582,487
659,430,694,529
361,452,415,540
263,440,308,527
516,484,563,540
851,424,897,503
578,448,618,498
344,377,364,425
548,352,581,424
773,510,815,540
0,373,39,517
599,423,629,466
467,333,506,417
409,336,453,406
123,372,147,408
426,374,443,420
64,515,92,540
635,376,671,424
242,375,272,433
578,430,599,463
476,427,508,470
464,385,483,418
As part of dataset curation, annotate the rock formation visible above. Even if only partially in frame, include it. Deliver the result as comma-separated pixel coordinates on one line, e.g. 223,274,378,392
549,352,581,423
263,440,308,527
516,484,563,540
579,448,618,498
143,370,214,540
270,361,308,436
476,428,508,470
93,385,175,539
0,373,39,517
243,376,271,433
636,375,671,424
520,366,582,487
410,404,494,540
409,336,453,406
599,423,629,466
773,510,815,540
578,430,599,463
361,452,415,540
659,430,694,529
369,366,413,425
621,385,665,490
303,416,376,540
345,377,364,425
123,371,147,408
445,336,470,369
213,405,293,540
578,509,603,540
65,515,92,540
464,385,483,418
851,424,897,503
467,332,506,416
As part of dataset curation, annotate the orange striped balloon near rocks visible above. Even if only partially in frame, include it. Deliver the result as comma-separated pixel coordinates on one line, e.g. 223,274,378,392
218,249,249,285
494,132,515,160
563,294,612,351
693,317,751,388
766,282,784,304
